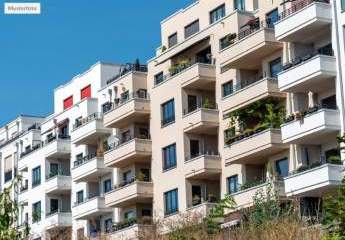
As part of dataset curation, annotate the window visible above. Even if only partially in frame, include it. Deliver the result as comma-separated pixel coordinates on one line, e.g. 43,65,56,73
227,175,238,194
162,144,177,170
76,190,84,204
50,163,59,177
32,201,41,223
269,57,282,78
266,9,278,28
124,211,135,220
154,72,164,85
222,81,234,97
190,139,200,158
142,209,152,217
63,96,73,110
234,0,245,10
210,4,225,24
4,155,12,183
32,166,41,187
104,218,112,233
168,33,178,48
50,199,59,213
80,85,91,100
184,20,199,39
342,0,345,11
321,95,337,109
187,95,197,113
275,158,289,178
121,90,129,103
161,99,175,126
123,170,133,183
103,179,112,193
164,189,178,215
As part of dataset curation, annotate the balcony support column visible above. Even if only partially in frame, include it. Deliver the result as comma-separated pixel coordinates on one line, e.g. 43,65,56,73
308,91,316,108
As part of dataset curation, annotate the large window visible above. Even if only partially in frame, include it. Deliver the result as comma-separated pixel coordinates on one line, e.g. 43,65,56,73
266,9,279,28
234,0,245,11
32,166,41,187
63,95,73,110
103,179,112,193
210,4,225,24
76,190,84,204
227,175,238,194
222,81,234,97
161,99,175,126
275,158,289,178
104,218,112,233
168,33,178,48
164,189,179,215
269,57,282,78
32,201,41,223
184,20,199,39
154,72,164,85
163,143,177,170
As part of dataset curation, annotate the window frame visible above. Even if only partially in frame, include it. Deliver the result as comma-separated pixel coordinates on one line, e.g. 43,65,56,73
154,71,164,85
32,166,41,187
234,0,245,11
103,179,112,193
164,189,179,216
210,4,226,24
269,57,282,78
184,19,200,39
168,32,178,48
227,175,239,194
222,81,234,97
161,99,175,126
162,143,177,171
32,201,41,223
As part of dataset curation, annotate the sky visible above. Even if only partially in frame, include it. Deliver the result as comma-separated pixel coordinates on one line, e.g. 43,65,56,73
0,0,194,126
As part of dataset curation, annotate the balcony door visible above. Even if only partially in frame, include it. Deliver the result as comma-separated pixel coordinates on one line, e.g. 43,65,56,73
196,47,212,64
190,140,200,158
50,199,59,214
188,95,198,113
192,185,202,206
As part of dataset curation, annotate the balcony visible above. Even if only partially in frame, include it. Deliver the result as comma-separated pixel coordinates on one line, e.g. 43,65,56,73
45,211,72,230
105,63,148,85
284,164,344,197
179,63,216,90
222,78,283,113
186,202,217,219
224,128,286,165
278,54,336,92
184,154,221,180
105,180,153,208
72,196,112,220
104,137,152,168
18,187,29,204
103,93,150,129
232,181,285,209
281,108,340,144
71,113,111,146
45,174,72,194
72,155,112,183
44,136,71,159
106,218,152,240
183,108,219,134
275,0,332,43
220,21,282,70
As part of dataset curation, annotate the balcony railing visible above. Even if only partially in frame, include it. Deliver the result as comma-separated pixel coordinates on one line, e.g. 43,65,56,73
73,153,100,168
183,101,218,116
185,150,220,162
220,19,274,51
20,183,28,193
19,134,70,159
288,156,342,176
106,133,150,152
106,63,148,85
283,104,337,124
108,217,152,233
46,209,71,217
0,123,40,149
73,194,103,207
281,48,333,72
73,112,102,130
278,0,330,21
155,61,213,87
102,91,150,114
111,176,151,191
46,171,71,180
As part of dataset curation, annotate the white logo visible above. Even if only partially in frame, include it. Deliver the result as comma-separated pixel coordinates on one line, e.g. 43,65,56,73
4,2,41,15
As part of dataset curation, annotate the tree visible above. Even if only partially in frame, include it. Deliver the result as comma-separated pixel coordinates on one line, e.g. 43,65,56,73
0,175,30,240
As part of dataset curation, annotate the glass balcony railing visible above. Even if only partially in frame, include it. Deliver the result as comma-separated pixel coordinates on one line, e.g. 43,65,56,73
106,63,148,85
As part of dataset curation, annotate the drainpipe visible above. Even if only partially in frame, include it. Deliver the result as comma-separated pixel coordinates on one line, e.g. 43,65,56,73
331,0,345,163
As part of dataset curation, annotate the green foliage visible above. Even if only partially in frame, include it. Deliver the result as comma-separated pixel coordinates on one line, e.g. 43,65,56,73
204,194,236,234
228,97,285,131
0,175,30,240
243,182,292,227
323,177,345,239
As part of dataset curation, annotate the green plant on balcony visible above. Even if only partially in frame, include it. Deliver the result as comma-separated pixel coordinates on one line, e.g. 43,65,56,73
225,98,285,145
161,45,167,52
202,97,214,109
328,155,342,165
169,59,190,76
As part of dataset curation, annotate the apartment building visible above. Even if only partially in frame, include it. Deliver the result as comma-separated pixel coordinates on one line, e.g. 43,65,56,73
1,0,345,239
